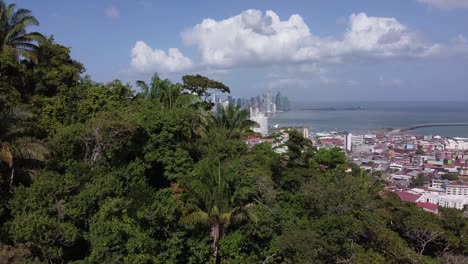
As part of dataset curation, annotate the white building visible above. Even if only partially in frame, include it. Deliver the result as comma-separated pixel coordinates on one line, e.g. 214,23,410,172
431,179,448,189
303,128,309,139
446,182,468,196
416,193,439,204
445,138,468,150
439,195,468,210
351,135,364,145
344,132,352,151
352,144,371,153
250,107,269,136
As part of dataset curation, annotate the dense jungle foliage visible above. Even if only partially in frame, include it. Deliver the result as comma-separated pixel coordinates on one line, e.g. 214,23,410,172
0,1,467,263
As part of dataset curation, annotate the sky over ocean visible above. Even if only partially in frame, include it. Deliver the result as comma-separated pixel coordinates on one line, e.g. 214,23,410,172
16,0,468,101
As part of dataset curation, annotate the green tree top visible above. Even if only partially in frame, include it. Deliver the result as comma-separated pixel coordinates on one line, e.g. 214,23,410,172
0,1,45,62
182,74,230,101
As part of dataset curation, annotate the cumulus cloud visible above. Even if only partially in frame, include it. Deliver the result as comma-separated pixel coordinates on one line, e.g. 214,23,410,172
416,0,468,10
181,10,468,68
341,13,429,58
182,10,315,67
129,9,468,73
130,41,193,73
105,5,119,19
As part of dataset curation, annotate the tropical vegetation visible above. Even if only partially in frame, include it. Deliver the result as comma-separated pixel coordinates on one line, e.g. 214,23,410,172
0,1,467,263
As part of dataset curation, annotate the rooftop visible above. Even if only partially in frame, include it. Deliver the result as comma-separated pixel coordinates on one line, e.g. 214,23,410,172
416,202,438,211
395,191,420,203
448,182,468,187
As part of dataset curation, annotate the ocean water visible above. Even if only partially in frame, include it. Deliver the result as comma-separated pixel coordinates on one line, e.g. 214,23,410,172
269,102,468,137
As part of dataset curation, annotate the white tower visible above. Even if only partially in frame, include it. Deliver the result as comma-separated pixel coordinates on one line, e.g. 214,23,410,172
345,132,352,151
303,128,309,139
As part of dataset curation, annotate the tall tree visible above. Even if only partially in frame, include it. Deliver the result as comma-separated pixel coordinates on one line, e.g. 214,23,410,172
181,158,256,263
24,36,85,97
0,1,45,62
182,74,230,107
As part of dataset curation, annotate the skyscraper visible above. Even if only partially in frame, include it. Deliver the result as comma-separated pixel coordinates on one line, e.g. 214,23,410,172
275,92,290,111
345,132,352,151
276,92,282,110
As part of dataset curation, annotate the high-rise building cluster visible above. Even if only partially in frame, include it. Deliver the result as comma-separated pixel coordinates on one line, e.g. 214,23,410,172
211,91,290,113
275,92,290,111
210,91,289,137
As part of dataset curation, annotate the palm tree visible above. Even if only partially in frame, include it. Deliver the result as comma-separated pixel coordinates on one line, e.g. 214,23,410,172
0,1,45,62
212,104,259,139
136,74,179,109
0,108,48,186
181,158,256,263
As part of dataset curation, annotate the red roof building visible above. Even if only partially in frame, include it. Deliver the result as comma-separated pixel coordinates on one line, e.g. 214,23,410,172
395,191,420,203
416,202,438,214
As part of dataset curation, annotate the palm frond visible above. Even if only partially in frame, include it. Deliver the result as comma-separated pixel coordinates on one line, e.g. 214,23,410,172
5,3,17,19
10,137,48,162
17,31,45,42
10,8,31,18
17,49,37,63
230,204,257,225
9,42,37,52
0,3,42,60
181,210,210,225
187,179,212,210
219,212,233,225
136,80,149,96
13,13,39,28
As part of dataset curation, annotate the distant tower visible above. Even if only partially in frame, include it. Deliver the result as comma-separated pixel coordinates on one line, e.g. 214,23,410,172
303,128,309,139
345,132,352,151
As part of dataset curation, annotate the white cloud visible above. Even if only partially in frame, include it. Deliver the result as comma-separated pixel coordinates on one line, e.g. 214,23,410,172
129,10,468,74
130,41,193,73
182,9,314,67
181,10,468,68
416,0,468,10
341,13,429,58
288,64,334,84
105,5,119,19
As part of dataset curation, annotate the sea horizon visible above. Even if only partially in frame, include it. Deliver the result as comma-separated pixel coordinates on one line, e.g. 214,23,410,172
270,101,468,137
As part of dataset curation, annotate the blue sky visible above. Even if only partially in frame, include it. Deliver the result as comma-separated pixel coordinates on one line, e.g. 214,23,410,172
14,0,468,101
